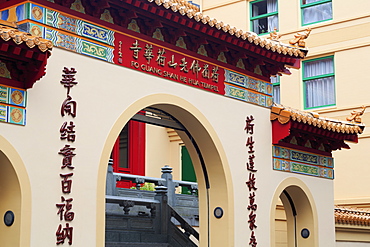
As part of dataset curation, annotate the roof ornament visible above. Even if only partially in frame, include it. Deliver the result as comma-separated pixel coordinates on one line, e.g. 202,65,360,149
289,27,311,48
267,27,281,41
346,105,366,124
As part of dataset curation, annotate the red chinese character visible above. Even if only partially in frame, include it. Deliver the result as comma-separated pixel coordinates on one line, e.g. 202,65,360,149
60,67,77,95
248,211,257,230
60,121,76,142
247,155,257,172
61,95,77,118
246,173,257,191
60,173,73,194
130,40,142,59
56,223,73,245
56,196,75,221
245,115,255,134
246,136,255,153
249,231,257,247
59,145,76,169
247,192,257,211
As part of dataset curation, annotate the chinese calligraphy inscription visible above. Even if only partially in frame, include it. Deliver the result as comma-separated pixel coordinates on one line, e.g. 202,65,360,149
56,67,78,245
245,115,257,246
114,34,225,95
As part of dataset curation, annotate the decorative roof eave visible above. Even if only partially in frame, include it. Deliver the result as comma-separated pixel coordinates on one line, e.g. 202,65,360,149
271,104,365,135
0,25,53,52
0,23,53,89
148,0,308,59
335,206,370,227
271,104,364,154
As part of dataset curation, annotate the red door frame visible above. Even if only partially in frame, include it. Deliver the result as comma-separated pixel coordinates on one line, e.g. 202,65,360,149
111,120,146,188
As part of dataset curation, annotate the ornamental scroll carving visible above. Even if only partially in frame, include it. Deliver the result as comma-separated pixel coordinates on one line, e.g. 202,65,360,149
289,28,311,48
347,105,366,124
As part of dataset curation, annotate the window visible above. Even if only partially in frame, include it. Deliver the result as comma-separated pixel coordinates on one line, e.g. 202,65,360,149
303,56,335,109
250,0,278,35
301,0,332,26
271,76,280,104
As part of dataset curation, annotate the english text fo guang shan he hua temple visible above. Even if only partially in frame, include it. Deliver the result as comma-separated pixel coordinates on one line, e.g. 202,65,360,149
0,0,364,246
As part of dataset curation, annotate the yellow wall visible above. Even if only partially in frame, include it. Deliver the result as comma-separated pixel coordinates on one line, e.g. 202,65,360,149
202,0,370,209
0,151,21,247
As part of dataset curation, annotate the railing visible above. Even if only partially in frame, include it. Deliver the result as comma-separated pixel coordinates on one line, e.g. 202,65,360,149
105,161,199,246
169,205,199,241
113,172,198,195
107,160,198,207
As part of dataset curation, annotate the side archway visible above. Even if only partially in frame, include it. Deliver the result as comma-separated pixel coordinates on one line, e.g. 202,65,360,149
0,135,32,246
270,177,318,247
96,93,234,246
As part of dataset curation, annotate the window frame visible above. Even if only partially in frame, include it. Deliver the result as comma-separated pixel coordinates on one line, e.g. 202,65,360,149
271,76,280,104
303,55,335,110
111,120,146,188
250,0,279,35
301,0,332,26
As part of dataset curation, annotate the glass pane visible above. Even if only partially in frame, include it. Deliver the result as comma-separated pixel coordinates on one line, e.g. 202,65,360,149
302,2,332,25
252,0,277,17
305,76,335,108
253,18,268,34
119,125,129,169
273,85,280,104
304,57,333,78
253,15,278,34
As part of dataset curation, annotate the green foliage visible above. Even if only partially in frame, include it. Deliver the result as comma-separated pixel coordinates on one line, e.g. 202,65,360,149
130,182,155,191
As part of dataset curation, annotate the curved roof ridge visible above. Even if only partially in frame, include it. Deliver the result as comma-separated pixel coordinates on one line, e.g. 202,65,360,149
271,103,365,135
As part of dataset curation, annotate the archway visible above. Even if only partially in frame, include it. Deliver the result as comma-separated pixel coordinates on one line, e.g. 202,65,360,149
97,94,234,246
0,136,31,246
271,178,318,247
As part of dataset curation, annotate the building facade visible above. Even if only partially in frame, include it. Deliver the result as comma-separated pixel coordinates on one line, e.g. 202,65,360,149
0,0,365,246
202,0,370,246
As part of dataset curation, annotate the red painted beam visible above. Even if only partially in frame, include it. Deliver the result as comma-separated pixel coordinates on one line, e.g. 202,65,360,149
133,0,141,7
158,10,164,16
172,15,179,22
165,12,172,19
13,47,21,55
142,3,149,10
25,50,33,59
0,43,9,52
149,6,157,13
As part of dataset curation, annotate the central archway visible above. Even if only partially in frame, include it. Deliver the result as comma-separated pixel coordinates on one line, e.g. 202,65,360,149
97,93,234,246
